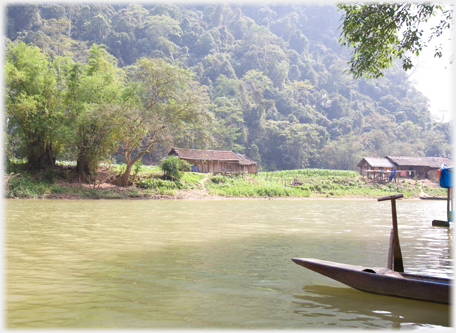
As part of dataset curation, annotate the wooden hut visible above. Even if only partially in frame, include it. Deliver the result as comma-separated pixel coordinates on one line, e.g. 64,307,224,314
357,157,396,174
358,156,453,180
168,147,258,174
357,157,397,181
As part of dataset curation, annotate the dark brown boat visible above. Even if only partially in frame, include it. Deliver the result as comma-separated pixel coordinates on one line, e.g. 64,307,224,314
291,258,450,304
419,196,446,200
292,194,452,304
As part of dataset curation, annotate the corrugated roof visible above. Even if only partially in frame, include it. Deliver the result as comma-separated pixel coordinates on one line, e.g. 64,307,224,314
358,157,396,168
169,148,257,166
386,156,453,168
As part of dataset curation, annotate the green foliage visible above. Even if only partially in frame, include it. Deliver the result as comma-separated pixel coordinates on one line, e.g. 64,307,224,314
5,42,67,169
180,172,206,184
114,56,212,186
110,162,160,174
139,178,186,190
210,175,225,184
205,169,421,198
133,159,144,175
160,156,189,180
422,185,447,197
258,168,359,179
6,174,47,198
66,44,127,177
337,3,453,79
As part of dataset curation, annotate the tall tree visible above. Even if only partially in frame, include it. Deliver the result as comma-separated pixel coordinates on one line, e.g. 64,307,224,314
113,57,213,186
65,44,127,179
337,3,453,79
5,42,67,169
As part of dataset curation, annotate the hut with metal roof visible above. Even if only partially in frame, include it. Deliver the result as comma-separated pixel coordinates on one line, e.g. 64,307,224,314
357,157,396,173
358,156,453,180
357,157,397,181
168,147,257,174
386,156,453,180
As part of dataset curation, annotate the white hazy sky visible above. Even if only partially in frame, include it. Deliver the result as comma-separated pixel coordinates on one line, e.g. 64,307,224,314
407,12,455,123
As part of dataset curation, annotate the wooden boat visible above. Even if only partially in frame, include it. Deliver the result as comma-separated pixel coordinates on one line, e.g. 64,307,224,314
292,194,452,304
419,196,446,200
291,258,450,304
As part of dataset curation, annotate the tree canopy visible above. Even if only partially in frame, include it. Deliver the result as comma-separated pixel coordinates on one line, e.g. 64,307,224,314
112,57,212,186
6,42,66,169
337,3,453,79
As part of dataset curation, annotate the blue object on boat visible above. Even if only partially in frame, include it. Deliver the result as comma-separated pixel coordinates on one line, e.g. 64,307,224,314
440,165,453,188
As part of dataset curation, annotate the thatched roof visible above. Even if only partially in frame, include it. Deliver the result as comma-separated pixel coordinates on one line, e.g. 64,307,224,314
168,148,257,166
357,157,396,168
386,156,453,168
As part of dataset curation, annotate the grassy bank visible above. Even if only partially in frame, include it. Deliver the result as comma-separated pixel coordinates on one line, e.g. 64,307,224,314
4,160,446,199
205,169,425,198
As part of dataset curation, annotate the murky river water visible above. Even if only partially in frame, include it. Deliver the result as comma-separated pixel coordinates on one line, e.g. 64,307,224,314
4,199,453,329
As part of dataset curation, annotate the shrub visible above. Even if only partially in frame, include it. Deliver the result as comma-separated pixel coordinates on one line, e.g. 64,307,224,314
133,159,144,175
160,156,190,180
138,178,186,190
6,175,46,198
211,175,225,184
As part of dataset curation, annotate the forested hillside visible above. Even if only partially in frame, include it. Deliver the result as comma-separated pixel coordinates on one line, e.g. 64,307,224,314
5,3,452,171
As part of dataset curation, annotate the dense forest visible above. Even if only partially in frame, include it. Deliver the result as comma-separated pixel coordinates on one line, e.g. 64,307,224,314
5,3,452,172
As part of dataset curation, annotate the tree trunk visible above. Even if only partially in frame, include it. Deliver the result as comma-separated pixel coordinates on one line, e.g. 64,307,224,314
76,160,91,183
112,162,133,186
26,139,55,170
76,149,93,183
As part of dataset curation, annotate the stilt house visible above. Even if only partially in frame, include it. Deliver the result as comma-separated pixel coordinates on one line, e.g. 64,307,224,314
357,157,396,175
358,156,453,180
357,157,397,181
386,156,453,180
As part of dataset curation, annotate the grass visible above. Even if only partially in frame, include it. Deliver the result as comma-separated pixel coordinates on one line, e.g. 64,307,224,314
422,185,448,197
205,170,422,198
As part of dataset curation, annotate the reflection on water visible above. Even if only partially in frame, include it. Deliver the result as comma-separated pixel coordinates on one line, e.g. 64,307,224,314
294,285,450,329
5,199,453,329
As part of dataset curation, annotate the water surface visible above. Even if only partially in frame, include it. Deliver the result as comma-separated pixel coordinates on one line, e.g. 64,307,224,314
5,199,453,329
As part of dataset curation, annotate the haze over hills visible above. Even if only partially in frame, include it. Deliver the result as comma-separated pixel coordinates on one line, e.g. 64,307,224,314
5,3,453,171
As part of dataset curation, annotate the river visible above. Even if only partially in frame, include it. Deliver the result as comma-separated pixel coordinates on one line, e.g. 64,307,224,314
4,199,453,329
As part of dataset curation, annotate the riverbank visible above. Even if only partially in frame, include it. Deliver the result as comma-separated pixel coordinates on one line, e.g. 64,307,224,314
4,162,447,200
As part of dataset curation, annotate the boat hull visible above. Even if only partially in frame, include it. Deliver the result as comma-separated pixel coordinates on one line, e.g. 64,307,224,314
292,258,451,304
419,196,447,200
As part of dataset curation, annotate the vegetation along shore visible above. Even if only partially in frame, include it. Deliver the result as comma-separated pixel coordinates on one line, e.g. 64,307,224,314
4,159,447,200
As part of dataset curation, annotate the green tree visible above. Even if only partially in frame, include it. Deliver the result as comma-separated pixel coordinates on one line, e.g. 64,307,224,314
160,155,190,180
337,3,453,78
319,135,363,170
241,69,273,91
210,96,245,151
5,42,67,169
6,4,41,40
65,44,126,179
113,57,213,186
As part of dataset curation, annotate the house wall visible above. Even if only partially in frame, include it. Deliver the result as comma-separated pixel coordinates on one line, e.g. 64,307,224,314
247,164,257,174
180,158,257,174
396,166,431,179
428,169,439,180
